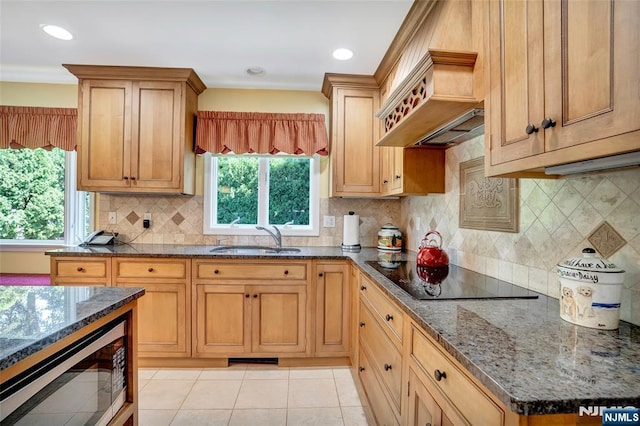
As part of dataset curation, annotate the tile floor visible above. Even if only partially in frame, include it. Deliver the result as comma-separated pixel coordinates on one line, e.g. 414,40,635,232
138,365,370,426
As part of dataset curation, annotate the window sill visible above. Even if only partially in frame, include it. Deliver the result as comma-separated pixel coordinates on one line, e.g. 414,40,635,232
0,242,71,252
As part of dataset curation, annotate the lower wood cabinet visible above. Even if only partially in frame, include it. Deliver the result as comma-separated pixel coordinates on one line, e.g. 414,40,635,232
358,344,401,426
113,258,191,358
50,257,111,286
193,284,307,356
314,261,351,356
407,367,467,426
193,259,309,358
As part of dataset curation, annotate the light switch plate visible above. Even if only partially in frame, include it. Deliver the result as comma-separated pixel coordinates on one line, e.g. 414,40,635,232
323,215,336,228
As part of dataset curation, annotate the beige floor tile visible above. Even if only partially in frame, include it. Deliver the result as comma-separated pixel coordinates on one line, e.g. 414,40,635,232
335,378,361,407
170,409,232,426
152,368,202,380
234,379,289,409
331,368,352,379
287,407,344,426
244,368,290,380
138,369,158,380
139,380,195,410
288,379,339,408
199,368,246,380
290,368,335,380
229,408,287,426
138,409,176,426
341,406,370,426
181,380,242,410
138,378,150,392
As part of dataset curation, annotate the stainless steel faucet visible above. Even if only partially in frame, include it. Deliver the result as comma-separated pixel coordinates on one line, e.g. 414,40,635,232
255,225,282,248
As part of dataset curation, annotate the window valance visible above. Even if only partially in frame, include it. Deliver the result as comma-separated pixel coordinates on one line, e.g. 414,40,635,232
195,111,329,156
0,106,77,151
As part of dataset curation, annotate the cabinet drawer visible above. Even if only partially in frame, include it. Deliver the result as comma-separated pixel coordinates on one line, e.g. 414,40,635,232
114,259,188,280
195,262,307,281
53,258,110,279
358,345,400,426
410,325,504,425
360,275,403,344
359,301,402,411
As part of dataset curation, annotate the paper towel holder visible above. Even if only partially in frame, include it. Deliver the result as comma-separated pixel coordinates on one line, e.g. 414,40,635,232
341,211,361,252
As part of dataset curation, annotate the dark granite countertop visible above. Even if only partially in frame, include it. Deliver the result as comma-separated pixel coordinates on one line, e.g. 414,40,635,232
0,286,145,371
44,244,640,415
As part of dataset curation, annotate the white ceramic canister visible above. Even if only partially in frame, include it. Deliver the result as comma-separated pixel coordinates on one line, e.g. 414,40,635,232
377,223,403,251
557,248,625,330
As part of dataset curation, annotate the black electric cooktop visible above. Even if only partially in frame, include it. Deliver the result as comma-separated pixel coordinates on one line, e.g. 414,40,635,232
366,260,539,301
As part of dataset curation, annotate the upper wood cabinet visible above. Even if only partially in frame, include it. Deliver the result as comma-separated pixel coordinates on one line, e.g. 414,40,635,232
485,0,640,177
63,65,206,193
322,74,381,197
380,147,445,196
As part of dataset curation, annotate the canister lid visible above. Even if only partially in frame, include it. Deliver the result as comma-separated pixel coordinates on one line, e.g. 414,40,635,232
380,223,399,230
557,248,624,273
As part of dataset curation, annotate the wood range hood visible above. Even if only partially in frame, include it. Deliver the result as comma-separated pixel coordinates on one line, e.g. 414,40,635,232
374,0,485,148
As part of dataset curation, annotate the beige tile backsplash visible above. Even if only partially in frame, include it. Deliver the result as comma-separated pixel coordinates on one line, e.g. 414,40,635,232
99,135,640,325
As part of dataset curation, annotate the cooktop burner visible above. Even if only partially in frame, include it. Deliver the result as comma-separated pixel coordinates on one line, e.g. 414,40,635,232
365,260,539,301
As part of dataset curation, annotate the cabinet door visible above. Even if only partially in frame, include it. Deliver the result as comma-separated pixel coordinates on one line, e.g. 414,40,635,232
315,262,350,355
380,146,394,193
487,0,545,166
543,0,640,152
407,368,443,426
332,88,381,196
251,285,307,354
194,284,251,355
117,281,190,357
131,81,183,191
390,147,403,192
79,80,132,190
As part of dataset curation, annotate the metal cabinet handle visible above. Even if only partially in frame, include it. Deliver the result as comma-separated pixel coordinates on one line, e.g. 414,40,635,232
384,363,392,371
123,176,129,180
383,179,389,184
395,175,401,180
359,366,365,372
434,369,447,381
541,117,556,129
359,322,365,327
525,124,539,134
319,272,324,277
385,314,393,321
284,270,289,275
130,176,136,180
245,294,250,298
360,285,366,291
77,267,85,272
253,294,258,298
214,269,219,274
148,268,154,272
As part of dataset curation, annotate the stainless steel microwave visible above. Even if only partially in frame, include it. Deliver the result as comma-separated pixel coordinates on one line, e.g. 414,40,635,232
1,320,127,425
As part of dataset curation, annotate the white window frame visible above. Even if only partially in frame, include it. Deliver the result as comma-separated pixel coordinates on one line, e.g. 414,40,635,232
0,150,89,250
203,153,320,236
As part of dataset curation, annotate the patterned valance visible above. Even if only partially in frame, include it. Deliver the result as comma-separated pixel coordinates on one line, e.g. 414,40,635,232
0,106,77,151
195,111,328,156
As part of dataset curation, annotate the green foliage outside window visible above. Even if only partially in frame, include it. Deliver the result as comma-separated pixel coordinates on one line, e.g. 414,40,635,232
0,148,65,240
216,156,311,226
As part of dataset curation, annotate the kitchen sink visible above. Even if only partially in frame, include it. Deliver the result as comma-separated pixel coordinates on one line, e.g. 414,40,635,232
209,245,301,254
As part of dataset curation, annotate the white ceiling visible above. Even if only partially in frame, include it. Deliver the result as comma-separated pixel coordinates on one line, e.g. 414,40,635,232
0,1,413,91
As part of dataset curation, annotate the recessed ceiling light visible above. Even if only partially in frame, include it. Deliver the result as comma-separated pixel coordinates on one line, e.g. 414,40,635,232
41,24,74,41
246,66,266,76
332,48,353,61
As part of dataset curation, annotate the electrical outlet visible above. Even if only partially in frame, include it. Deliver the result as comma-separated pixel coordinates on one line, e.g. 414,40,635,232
323,215,336,228
108,212,117,225
143,213,152,221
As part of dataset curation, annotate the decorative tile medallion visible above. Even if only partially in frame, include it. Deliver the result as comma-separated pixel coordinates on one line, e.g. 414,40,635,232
172,212,185,226
126,211,140,225
459,157,519,233
588,221,626,258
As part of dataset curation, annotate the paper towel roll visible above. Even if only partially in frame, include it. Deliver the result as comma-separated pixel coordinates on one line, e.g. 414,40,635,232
343,212,360,247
